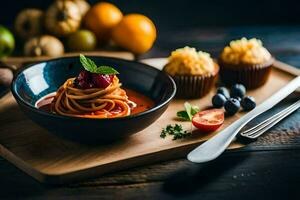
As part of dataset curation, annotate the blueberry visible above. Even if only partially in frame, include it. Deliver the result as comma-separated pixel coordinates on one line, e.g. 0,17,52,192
234,96,242,102
241,96,256,111
216,87,230,99
224,98,240,115
212,93,227,108
230,84,246,98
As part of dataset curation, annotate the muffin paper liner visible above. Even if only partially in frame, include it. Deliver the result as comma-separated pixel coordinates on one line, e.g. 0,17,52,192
171,72,218,99
218,58,274,89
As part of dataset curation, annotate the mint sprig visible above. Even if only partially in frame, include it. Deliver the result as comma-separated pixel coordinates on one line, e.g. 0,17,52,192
79,54,119,75
176,102,200,121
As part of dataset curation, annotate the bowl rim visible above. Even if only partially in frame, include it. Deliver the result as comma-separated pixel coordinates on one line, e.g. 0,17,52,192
11,55,176,121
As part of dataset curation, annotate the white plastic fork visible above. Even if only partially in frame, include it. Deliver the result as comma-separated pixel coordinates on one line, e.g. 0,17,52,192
240,99,300,139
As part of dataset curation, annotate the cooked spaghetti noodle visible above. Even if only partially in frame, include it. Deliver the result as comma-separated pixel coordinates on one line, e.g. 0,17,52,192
51,76,134,118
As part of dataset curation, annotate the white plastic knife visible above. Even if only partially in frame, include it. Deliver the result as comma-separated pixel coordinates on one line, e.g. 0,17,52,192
187,76,300,163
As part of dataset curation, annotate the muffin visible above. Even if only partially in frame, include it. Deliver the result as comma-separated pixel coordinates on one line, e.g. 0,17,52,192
219,38,274,89
163,47,219,98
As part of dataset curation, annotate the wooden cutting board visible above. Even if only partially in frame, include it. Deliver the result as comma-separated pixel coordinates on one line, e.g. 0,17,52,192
0,60,299,184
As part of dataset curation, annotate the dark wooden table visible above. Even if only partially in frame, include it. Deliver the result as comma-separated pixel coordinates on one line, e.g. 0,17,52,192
1,26,300,200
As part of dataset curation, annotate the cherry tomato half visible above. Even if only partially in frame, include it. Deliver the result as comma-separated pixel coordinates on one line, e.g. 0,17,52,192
192,109,224,132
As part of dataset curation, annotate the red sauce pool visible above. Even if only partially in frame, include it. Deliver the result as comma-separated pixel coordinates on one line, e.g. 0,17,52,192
36,89,154,116
125,89,154,115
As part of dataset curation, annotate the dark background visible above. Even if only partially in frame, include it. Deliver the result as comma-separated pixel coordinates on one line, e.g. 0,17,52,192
2,0,300,63
1,0,300,30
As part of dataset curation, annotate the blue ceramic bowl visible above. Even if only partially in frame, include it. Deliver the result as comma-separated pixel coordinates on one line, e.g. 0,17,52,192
12,56,176,143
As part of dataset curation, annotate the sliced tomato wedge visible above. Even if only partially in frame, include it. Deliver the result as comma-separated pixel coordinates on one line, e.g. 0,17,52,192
192,109,224,132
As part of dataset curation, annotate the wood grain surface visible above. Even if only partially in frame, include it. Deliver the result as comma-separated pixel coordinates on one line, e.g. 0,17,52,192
1,148,300,199
0,61,298,184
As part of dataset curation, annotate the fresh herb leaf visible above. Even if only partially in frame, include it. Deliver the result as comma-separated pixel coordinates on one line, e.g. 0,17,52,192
80,54,97,72
176,111,190,121
185,102,200,118
191,105,200,115
95,66,119,75
160,124,191,140
184,102,193,120
176,102,200,121
79,54,119,75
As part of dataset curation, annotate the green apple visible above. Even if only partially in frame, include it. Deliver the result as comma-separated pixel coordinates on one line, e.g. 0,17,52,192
0,25,15,58
67,30,97,51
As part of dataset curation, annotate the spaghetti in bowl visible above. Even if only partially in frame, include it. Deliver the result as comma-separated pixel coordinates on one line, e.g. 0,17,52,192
12,56,176,143
36,55,155,119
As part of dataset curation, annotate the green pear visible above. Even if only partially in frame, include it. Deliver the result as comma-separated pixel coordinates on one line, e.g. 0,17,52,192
0,25,15,58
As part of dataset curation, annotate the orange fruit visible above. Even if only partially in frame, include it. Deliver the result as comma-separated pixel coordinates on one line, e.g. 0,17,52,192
83,2,123,43
112,14,157,54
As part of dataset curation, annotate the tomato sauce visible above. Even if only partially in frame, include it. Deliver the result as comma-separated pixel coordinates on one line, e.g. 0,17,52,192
125,88,154,115
36,89,154,116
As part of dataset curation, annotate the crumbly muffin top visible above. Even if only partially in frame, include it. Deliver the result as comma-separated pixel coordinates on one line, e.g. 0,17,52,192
163,46,216,76
220,38,272,65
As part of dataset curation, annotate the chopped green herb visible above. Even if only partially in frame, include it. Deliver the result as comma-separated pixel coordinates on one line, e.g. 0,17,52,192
79,54,119,75
176,102,200,121
160,124,191,140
